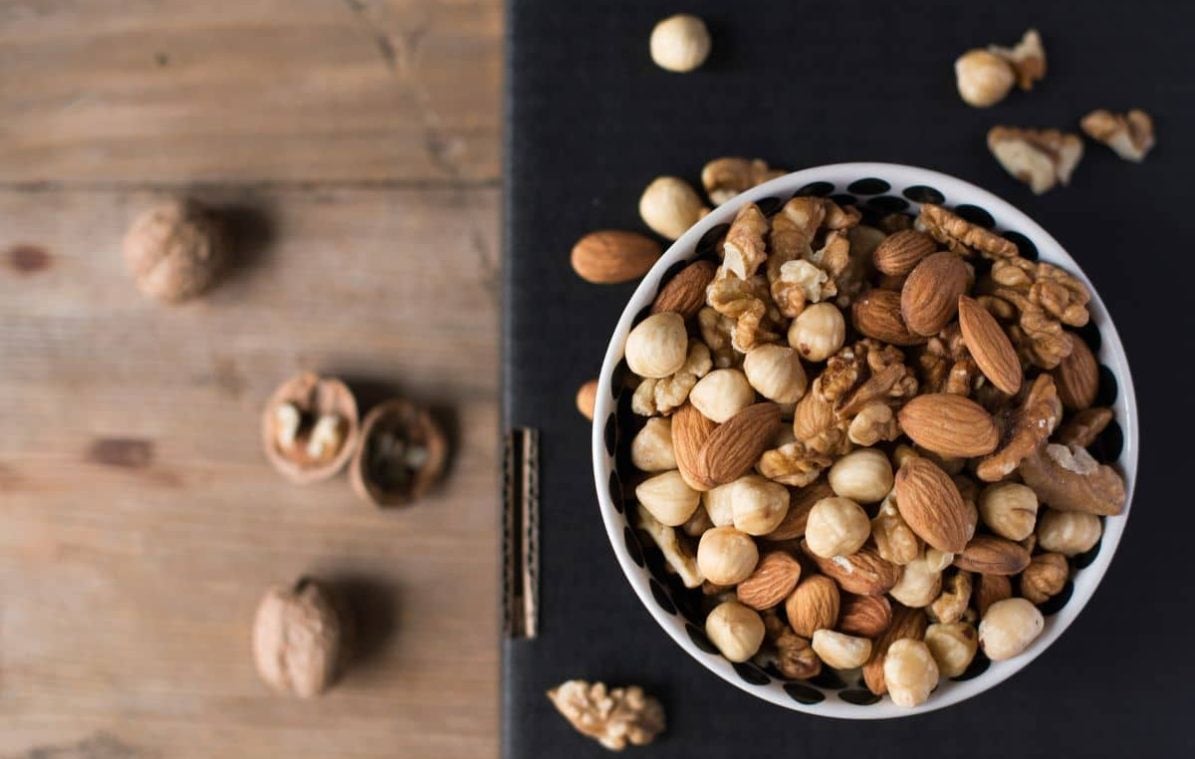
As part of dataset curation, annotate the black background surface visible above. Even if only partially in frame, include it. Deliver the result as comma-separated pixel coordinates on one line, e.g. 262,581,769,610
502,2,1195,756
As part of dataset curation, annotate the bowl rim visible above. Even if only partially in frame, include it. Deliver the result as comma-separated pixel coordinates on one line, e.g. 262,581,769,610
591,162,1139,719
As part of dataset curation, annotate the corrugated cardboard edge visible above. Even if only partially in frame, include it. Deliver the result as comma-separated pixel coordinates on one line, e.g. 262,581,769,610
503,428,539,639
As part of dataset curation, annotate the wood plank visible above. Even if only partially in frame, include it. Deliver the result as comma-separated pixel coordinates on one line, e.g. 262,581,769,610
0,185,501,758
0,0,502,185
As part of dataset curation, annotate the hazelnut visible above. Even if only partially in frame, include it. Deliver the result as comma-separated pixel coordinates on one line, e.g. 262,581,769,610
954,49,1015,108
828,448,894,504
728,475,791,536
811,629,873,670
635,471,701,526
743,345,808,404
626,312,689,378
804,496,871,558
979,598,1044,660
705,600,765,662
575,379,598,420
1036,509,1102,556
690,368,755,423
639,176,707,240
785,575,841,638
1020,552,1069,604
883,639,940,707
787,303,846,362
252,578,343,698
262,372,359,485
697,526,759,585
702,482,736,527
888,555,943,609
122,197,225,303
649,14,711,73
923,622,978,678
979,482,1038,541
631,418,677,472
350,398,448,507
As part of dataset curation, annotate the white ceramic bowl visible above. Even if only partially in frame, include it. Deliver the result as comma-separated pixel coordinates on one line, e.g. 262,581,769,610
591,163,1138,718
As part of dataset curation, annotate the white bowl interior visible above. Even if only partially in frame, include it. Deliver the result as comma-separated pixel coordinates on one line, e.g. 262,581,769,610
591,162,1138,719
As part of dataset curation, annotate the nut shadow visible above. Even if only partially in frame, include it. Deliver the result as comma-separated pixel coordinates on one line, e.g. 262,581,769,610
324,573,402,672
214,201,276,288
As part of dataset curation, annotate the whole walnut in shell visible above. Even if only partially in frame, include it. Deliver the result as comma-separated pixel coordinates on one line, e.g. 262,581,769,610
122,198,226,303
252,578,343,698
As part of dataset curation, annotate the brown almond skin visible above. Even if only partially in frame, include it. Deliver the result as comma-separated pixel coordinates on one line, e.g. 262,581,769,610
898,394,999,458
762,479,833,541
838,594,893,637
672,403,718,491
697,402,782,486
974,573,1012,617
737,551,802,610
863,603,928,695
901,251,969,336
570,230,662,284
785,575,840,637
894,457,973,553
873,230,937,276
651,259,719,319
802,543,902,596
1053,333,1099,411
953,535,1031,575
852,289,926,346
958,295,1022,395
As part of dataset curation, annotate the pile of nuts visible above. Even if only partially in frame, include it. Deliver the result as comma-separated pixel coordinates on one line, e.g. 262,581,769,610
622,195,1126,707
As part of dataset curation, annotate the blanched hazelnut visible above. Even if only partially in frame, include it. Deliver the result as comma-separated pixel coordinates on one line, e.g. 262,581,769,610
649,14,711,73
639,176,707,240
924,622,978,678
743,345,808,404
979,598,1044,660
979,482,1038,541
955,49,1015,108
787,303,846,362
635,471,700,526
705,600,765,662
728,475,790,536
828,448,894,504
697,527,759,585
811,629,873,670
625,313,689,378
1036,509,1102,556
702,483,736,527
631,418,676,472
883,639,940,707
804,497,871,558
888,555,942,608
690,368,755,423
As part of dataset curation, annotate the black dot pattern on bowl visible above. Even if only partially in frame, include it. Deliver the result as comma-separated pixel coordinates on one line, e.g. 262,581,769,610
604,414,617,457
696,224,730,256
607,471,623,513
1038,579,1075,616
866,195,910,213
795,181,835,197
848,177,891,195
952,651,991,682
686,623,719,654
903,185,945,204
784,682,826,704
1092,418,1124,463
610,359,629,402
1095,365,1119,407
1075,321,1103,353
649,579,677,615
1072,526,1104,569
839,689,881,706
733,662,771,686
1001,230,1038,261
755,196,782,217
953,204,995,228
623,526,645,567
808,669,848,691
830,194,858,208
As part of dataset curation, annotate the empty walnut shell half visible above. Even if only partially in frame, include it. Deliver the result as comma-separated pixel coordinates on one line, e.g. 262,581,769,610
261,372,360,484
350,399,448,506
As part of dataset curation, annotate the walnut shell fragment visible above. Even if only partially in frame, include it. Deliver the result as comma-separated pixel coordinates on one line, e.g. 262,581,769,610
547,679,666,751
262,372,359,484
252,578,343,698
1018,443,1126,516
123,197,226,303
350,399,448,506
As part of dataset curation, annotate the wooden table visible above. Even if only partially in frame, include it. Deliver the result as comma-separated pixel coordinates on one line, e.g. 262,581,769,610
0,1,502,756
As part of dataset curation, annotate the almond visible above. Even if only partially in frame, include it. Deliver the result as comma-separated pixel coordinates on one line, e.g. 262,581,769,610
901,251,969,336
873,230,937,276
784,574,840,637
863,603,928,695
570,230,662,284
898,394,999,458
1052,333,1099,411
697,402,782,487
958,295,1022,395
973,573,1012,617
737,551,802,610
851,289,925,346
671,403,718,491
651,259,718,319
838,594,893,637
761,478,833,541
894,457,973,553
952,535,1031,575
802,543,901,596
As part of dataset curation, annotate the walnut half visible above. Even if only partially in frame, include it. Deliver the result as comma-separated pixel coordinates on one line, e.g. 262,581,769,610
547,680,666,751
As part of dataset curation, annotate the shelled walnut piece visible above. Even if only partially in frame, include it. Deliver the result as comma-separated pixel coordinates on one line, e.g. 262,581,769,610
547,680,666,751
987,127,1084,195
1081,109,1155,162
262,372,359,484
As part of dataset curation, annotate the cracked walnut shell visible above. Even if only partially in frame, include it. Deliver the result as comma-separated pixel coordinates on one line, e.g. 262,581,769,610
123,198,226,303
262,372,360,485
350,399,447,507
547,680,665,751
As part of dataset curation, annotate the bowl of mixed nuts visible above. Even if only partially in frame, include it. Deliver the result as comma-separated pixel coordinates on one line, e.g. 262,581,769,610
591,162,1136,717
